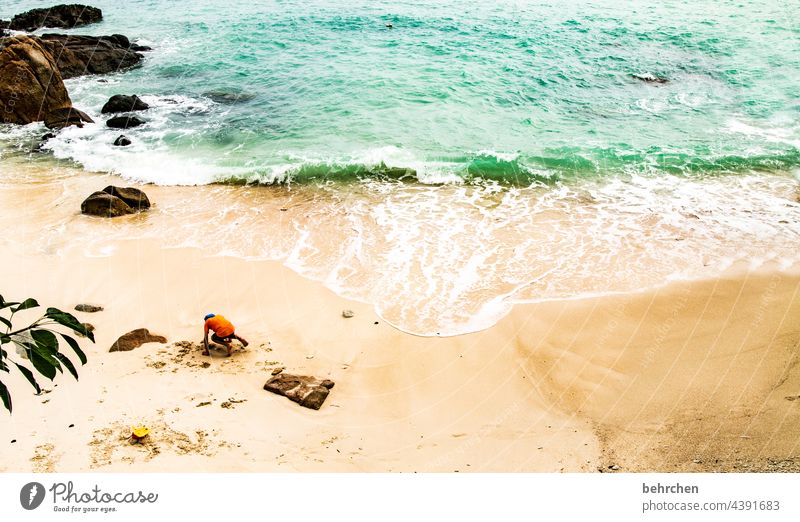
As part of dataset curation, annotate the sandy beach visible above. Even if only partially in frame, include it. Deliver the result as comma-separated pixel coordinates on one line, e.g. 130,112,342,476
1,166,798,473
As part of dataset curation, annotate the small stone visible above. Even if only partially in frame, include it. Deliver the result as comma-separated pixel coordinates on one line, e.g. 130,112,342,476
342,309,355,318
11,439,16,443
693,459,702,464
271,367,284,375
68,424,74,428
306,354,314,359
196,401,211,407
610,464,620,470
75,304,104,313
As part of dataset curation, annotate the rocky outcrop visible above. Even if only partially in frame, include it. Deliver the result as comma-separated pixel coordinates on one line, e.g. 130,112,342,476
101,94,149,114
43,106,93,129
263,374,335,410
113,135,131,146
109,328,167,352
38,34,145,79
0,35,74,125
106,115,145,129
80,186,150,217
9,4,102,32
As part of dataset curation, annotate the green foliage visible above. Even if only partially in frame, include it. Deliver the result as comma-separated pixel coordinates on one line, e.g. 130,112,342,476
0,294,93,413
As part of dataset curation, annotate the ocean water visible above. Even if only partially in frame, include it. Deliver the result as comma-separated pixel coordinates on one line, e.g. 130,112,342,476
1,0,799,334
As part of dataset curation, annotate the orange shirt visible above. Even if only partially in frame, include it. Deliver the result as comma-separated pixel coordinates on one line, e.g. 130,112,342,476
204,315,234,337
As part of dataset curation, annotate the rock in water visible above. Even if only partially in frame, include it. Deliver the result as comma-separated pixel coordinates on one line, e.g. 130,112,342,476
102,185,150,210
342,309,354,318
9,4,102,31
633,73,668,84
38,34,144,79
75,303,103,312
263,374,335,410
43,106,94,129
109,328,167,352
102,94,149,114
0,36,72,125
106,115,145,129
113,135,132,147
80,191,134,217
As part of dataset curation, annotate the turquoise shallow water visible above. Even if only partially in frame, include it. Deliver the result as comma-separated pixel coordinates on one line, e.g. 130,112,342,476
2,0,799,183
1,1,799,335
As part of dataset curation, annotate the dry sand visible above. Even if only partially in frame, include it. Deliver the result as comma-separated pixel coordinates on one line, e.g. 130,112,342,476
0,170,798,472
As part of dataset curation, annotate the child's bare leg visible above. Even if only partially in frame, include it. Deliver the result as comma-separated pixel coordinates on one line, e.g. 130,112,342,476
225,341,233,357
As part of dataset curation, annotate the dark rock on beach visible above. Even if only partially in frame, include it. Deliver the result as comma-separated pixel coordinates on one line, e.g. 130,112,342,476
106,115,145,129
109,328,167,352
113,135,132,146
263,373,335,410
39,34,145,79
0,35,73,125
9,4,102,32
80,185,150,217
81,191,135,217
75,303,103,313
0,20,9,36
43,106,94,129
101,94,149,114
102,185,150,210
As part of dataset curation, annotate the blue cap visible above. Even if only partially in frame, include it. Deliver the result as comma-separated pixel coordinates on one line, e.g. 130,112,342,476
204,313,215,321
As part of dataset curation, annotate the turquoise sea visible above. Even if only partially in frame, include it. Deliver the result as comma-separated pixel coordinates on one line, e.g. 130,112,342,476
1,0,799,334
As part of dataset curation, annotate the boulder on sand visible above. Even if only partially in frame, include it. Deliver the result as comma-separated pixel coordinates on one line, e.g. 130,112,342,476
38,34,145,79
101,94,149,114
263,374,335,410
80,191,134,217
80,185,151,217
109,328,167,352
106,115,145,129
113,135,131,146
9,4,102,32
102,185,150,210
0,35,73,125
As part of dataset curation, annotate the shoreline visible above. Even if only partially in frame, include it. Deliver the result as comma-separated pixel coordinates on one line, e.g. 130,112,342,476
1,228,798,471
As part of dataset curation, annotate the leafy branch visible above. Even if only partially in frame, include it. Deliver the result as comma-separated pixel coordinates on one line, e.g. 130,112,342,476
0,295,93,413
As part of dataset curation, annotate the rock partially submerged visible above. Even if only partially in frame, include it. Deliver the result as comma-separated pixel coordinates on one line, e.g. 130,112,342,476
43,106,94,129
9,4,102,32
263,374,335,410
0,35,73,125
633,73,668,84
39,34,145,79
102,94,149,114
113,135,132,146
109,328,167,352
80,185,150,217
106,115,146,129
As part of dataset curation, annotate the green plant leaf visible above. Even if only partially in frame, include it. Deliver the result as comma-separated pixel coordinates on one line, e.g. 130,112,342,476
0,348,8,372
31,330,59,353
26,344,59,380
13,363,41,394
0,334,9,345
45,308,94,342
59,334,87,365
0,299,18,310
0,380,10,413
11,298,39,313
54,353,78,380
0,316,11,329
